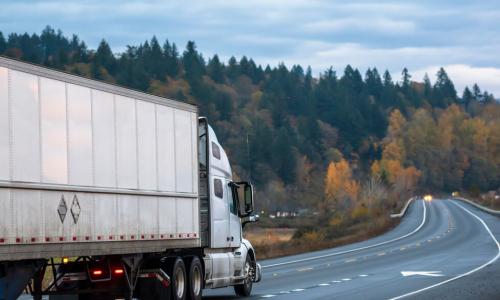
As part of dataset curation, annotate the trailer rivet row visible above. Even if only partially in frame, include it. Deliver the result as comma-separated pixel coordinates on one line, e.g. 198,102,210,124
0,233,197,244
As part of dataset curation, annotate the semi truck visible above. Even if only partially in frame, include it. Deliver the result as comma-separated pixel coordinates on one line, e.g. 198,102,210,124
0,56,261,300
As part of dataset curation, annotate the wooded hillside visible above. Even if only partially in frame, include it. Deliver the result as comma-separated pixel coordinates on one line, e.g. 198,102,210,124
1,27,498,212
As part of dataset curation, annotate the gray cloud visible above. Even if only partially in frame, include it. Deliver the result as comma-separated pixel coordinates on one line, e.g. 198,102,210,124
0,0,499,95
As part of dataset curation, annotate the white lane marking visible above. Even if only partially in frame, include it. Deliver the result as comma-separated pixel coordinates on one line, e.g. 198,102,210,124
292,288,305,292
262,295,276,298
263,200,427,268
359,274,368,277
389,200,500,300
342,278,351,281
279,291,291,294
331,280,342,283
401,271,444,277
297,267,313,272
318,283,330,286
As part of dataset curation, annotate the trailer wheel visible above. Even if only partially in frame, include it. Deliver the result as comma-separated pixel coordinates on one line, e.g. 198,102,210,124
234,255,253,297
170,257,187,300
187,257,203,300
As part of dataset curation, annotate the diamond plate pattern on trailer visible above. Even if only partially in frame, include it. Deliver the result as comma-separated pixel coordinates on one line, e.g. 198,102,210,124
70,195,81,224
57,195,68,223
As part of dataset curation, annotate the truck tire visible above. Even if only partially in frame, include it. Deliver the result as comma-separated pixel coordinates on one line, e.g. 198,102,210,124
234,255,253,297
170,257,187,300
187,257,203,300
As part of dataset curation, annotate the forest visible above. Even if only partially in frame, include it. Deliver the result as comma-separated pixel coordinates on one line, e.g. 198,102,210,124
1,27,499,216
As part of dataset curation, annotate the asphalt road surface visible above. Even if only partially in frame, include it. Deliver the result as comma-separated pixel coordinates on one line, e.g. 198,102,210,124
204,199,500,300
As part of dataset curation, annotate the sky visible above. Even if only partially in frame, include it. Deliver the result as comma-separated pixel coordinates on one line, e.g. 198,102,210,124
1,0,499,96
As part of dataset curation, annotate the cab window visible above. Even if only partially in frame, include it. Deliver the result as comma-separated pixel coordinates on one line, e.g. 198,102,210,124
228,183,238,215
212,142,221,160
214,179,223,198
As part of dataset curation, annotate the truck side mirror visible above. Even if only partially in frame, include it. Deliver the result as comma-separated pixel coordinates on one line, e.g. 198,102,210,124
243,183,254,215
233,181,255,217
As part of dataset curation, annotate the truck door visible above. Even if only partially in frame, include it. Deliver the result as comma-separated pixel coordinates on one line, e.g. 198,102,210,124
227,180,242,248
211,175,230,248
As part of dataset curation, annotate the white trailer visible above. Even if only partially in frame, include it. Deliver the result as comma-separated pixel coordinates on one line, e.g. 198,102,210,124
0,56,261,300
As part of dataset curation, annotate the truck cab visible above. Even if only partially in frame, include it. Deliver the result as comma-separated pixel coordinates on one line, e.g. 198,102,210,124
198,118,261,294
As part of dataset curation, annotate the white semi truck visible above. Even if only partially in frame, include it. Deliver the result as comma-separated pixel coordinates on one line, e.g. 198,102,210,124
0,56,261,300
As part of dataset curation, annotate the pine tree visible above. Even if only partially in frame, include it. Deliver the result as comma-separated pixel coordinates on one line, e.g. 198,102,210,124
462,86,474,107
0,32,7,54
226,56,239,79
163,40,180,77
147,36,165,80
401,68,411,91
434,68,457,106
94,39,116,75
207,54,225,83
182,41,205,84
383,70,393,87
423,73,432,99
271,126,297,184
472,83,482,101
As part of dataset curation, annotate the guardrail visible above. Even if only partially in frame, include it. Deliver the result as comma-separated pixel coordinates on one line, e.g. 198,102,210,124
390,197,416,218
453,197,500,217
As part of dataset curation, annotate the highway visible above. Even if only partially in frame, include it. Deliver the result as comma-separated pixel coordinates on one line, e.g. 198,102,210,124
204,199,500,299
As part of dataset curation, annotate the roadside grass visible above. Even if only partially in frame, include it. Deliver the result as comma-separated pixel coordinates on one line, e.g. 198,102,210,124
245,228,296,246
250,216,399,260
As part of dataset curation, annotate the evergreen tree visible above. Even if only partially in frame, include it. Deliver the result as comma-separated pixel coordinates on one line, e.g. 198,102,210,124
462,86,474,107
423,73,432,99
207,54,225,83
365,67,383,99
271,126,297,184
383,70,393,87
401,68,411,91
163,40,180,77
94,39,116,75
226,56,239,79
434,67,457,106
0,31,6,54
182,41,205,84
472,83,482,101
146,36,165,80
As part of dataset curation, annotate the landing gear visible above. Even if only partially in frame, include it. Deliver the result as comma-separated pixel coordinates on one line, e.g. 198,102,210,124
234,255,253,297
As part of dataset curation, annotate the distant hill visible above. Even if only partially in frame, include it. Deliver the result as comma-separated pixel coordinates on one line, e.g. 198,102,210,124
1,26,498,211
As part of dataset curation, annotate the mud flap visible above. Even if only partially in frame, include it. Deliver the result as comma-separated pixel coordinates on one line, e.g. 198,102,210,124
0,260,45,300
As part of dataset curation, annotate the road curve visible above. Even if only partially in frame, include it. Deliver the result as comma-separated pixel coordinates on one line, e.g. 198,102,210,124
204,199,500,299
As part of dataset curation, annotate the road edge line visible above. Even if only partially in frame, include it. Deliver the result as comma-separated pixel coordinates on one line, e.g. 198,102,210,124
262,200,426,269
388,200,500,300
453,197,500,217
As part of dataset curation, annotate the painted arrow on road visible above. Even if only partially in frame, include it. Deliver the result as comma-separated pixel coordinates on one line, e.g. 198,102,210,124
401,271,444,277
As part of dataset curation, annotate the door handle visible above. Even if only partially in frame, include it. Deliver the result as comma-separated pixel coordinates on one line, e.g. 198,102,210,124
227,237,231,242
231,236,234,241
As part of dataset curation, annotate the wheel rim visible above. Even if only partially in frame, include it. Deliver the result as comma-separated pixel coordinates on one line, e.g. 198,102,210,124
192,265,202,295
175,266,185,298
244,261,251,286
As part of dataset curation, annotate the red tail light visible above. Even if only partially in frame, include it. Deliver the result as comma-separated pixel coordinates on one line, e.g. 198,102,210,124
87,259,111,281
114,268,124,276
92,270,103,276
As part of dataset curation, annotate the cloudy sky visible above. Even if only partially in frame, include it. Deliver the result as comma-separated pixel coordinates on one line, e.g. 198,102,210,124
1,0,499,96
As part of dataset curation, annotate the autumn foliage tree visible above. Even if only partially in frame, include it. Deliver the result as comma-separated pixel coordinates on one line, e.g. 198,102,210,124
324,159,360,211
